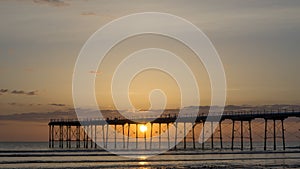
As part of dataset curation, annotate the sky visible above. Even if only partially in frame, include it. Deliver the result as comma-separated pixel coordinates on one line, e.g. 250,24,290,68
0,0,300,141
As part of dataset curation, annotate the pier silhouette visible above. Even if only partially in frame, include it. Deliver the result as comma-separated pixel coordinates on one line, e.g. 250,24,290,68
48,109,300,151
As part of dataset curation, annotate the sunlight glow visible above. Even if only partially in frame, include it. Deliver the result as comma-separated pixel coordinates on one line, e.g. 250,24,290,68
139,125,147,133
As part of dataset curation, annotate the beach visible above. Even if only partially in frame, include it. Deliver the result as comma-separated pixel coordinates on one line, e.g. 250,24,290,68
0,142,300,169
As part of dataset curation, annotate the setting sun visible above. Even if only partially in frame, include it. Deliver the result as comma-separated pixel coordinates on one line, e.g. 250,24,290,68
139,125,147,133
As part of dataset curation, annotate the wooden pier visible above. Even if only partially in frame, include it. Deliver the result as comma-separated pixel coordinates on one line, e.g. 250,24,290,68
48,110,300,150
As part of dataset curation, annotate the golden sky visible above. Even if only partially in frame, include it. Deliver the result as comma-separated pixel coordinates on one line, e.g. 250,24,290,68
0,0,300,141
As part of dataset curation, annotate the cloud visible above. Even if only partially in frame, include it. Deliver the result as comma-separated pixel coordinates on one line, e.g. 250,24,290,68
0,105,299,123
0,89,8,94
26,91,38,96
11,90,38,96
0,111,77,122
11,90,25,94
7,103,51,107
32,0,69,7
49,103,66,107
81,12,96,16
0,108,120,122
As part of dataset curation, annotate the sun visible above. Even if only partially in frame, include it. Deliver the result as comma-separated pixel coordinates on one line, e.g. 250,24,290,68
139,125,147,133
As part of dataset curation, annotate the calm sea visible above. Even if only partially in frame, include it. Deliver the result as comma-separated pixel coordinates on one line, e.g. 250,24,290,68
0,142,300,169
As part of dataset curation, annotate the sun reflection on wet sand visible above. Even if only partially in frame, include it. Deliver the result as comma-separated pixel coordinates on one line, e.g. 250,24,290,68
138,161,149,165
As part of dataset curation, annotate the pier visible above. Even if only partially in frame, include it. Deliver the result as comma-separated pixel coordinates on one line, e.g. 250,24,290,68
48,110,300,150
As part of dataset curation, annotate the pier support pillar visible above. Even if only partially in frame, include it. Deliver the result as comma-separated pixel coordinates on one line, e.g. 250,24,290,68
174,122,178,150
167,123,170,149
102,125,105,148
159,123,162,149
49,125,51,148
127,123,130,149
241,121,243,150
273,119,276,150
249,120,253,150
202,122,205,150
105,124,109,148
183,122,186,149
150,123,153,150
211,121,214,149
136,124,138,149
144,124,147,150
122,124,125,149
83,126,86,148
76,126,80,148
90,125,93,148
85,126,88,148
192,123,195,149
59,125,63,148
94,125,97,148
66,125,69,148
231,120,235,150
264,119,267,151
219,122,223,149
67,125,72,148
281,119,285,150
114,124,117,149
51,125,54,148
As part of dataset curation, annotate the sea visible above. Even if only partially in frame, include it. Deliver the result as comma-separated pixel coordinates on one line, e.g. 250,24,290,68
0,142,300,169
